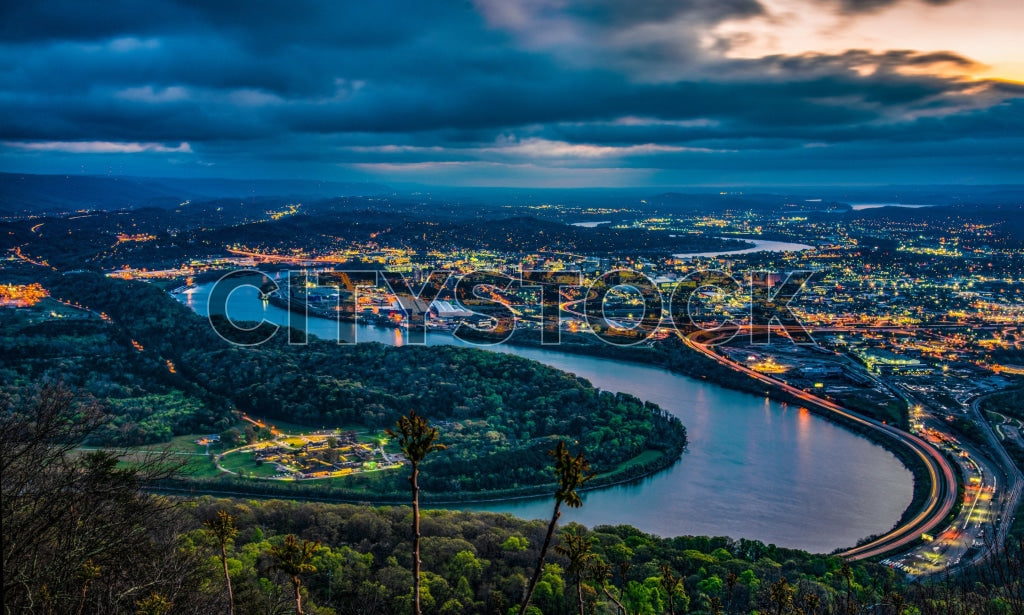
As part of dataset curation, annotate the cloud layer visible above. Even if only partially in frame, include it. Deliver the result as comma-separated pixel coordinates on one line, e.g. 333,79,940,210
0,0,1021,185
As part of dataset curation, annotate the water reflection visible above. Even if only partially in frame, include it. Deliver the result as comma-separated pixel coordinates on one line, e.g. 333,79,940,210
177,282,913,553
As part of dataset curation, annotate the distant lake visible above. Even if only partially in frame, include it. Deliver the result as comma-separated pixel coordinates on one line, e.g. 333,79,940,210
674,238,814,259
571,220,612,228
177,282,912,553
850,203,937,211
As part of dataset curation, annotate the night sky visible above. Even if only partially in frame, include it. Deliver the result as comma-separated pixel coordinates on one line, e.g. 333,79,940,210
1,0,1022,186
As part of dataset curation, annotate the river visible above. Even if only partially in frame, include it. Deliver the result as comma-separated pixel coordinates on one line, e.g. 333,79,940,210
673,238,814,259
176,281,912,553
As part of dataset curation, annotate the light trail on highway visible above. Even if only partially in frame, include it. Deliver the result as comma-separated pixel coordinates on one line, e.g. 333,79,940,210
681,327,958,562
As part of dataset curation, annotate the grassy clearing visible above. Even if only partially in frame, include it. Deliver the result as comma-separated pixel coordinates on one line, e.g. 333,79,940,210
601,449,665,477
133,433,213,454
243,416,375,435
181,456,225,479
226,461,282,479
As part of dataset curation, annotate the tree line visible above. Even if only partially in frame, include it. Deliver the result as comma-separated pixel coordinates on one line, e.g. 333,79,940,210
4,384,1023,614
1,272,686,496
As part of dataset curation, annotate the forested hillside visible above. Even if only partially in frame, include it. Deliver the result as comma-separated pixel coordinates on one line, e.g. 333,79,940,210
0,272,685,494
4,386,1021,614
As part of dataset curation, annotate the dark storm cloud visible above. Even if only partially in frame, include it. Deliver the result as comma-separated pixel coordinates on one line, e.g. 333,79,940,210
0,0,443,47
542,96,1024,153
0,0,1020,184
560,0,766,27
828,0,958,14
0,1,189,42
745,49,981,77
470,0,769,77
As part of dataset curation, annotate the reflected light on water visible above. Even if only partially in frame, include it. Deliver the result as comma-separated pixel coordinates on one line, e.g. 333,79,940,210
175,281,914,552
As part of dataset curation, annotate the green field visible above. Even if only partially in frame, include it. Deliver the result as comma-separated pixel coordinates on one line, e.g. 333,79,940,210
137,433,214,454
604,449,665,476
180,456,225,478
219,453,283,478
111,418,391,483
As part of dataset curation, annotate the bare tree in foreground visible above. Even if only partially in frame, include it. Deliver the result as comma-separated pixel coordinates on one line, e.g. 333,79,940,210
387,410,446,615
519,440,595,615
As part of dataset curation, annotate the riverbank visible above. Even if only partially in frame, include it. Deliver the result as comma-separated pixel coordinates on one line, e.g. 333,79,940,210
157,442,684,505
477,329,931,550
218,286,928,546
174,280,915,552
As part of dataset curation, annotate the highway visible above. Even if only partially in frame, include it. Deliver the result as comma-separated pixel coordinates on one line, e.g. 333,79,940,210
11,244,54,269
827,353,1016,572
888,419,1000,576
968,394,1023,560
680,329,959,562
881,390,1021,575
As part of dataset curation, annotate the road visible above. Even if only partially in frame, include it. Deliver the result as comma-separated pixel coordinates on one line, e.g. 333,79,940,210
885,420,1001,576
681,330,958,562
968,394,1023,559
11,244,53,269
827,356,1016,572
897,394,1024,575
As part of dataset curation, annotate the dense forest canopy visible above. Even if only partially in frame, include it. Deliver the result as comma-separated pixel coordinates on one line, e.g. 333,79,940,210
0,272,685,494
3,386,1020,614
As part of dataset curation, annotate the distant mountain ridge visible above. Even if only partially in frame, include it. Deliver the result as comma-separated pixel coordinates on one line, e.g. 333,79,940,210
4,171,1024,219
0,172,392,215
